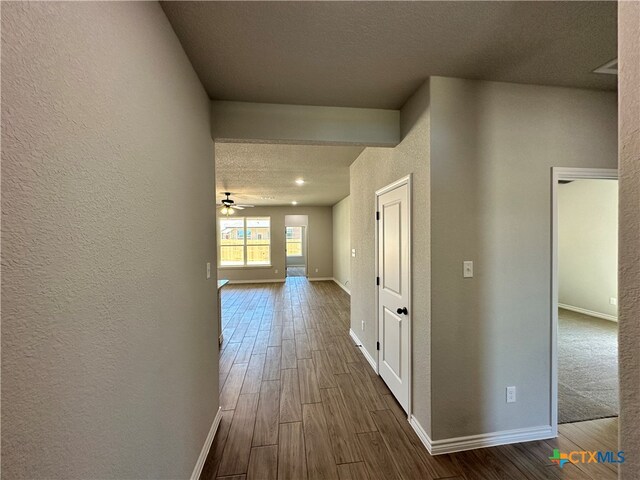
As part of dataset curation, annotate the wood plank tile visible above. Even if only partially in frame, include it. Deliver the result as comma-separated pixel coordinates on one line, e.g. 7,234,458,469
280,368,302,423
278,422,307,480
281,339,297,370
320,388,362,464
220,363,249,411
369,409,434,479
335,373,377,433
298,358,321,404
337,463,370,480
247,445,278,480
311,350,337,389
357,431,402,480
263,346,281,381
218,394,260,477
217,475,246,480
295,332,312,359
241,354,266,395
303,403,339,480
253,380,280,447
235,336,257,364
347,363,387,412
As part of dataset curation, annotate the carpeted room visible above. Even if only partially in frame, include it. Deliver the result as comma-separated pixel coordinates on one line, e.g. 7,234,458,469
558,178,619,424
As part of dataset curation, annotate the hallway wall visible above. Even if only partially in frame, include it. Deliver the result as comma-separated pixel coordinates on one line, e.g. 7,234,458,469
618,1,640,477
350,80,432,433
217,206,333,282
1,3,218,478
430,77,618,440
332,196,351,292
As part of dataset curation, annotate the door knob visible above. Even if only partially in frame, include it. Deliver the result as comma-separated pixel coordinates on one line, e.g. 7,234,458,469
397,307,408,315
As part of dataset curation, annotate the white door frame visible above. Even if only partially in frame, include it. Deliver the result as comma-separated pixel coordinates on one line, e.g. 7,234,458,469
375,174,412,418
550,167,618,432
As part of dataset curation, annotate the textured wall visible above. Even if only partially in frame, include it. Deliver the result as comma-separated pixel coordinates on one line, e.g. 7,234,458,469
558,180,618,319
1,3,217,478
429,77,617,440
217,206,333,282
618,1,640,478
332,196,351,291
350,80,431,432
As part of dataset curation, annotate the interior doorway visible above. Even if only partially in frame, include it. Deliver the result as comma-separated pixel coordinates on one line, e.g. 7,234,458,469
285,215,308,278
551,168,619,428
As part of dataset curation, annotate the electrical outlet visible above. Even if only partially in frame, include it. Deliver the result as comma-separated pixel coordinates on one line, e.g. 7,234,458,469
275,269,278,274
206,262,211,279
361,320,365,331
506,386,516,403
315,268,319,273
610,297,618,306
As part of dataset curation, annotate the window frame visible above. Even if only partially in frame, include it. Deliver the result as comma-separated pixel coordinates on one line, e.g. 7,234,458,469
218,216,272,268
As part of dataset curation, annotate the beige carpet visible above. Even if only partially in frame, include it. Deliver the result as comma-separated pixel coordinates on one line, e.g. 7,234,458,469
558,308,618,424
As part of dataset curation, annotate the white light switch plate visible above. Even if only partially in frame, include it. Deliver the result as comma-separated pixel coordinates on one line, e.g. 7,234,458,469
506,386,516,403
463,261,473,278
352,249,356,258
206,262,211,279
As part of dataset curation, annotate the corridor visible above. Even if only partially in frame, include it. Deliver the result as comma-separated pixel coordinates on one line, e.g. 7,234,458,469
201,279,617,480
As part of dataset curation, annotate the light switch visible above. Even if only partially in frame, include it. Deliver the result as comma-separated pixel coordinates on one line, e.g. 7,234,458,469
206,262,211,279
463,261,473,278
351,248,356,258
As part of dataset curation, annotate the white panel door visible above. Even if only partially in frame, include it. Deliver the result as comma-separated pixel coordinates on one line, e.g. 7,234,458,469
377,179,411,413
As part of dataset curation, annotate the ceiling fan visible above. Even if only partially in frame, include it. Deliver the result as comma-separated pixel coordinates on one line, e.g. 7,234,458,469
219,192,254,215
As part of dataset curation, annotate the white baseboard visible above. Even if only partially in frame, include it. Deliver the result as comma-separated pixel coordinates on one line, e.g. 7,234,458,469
349,329,378,374
227,278,285,284
558,303,617,322
191,407,222,480
409,415,555,455
308,277,333,281
332,278,351,295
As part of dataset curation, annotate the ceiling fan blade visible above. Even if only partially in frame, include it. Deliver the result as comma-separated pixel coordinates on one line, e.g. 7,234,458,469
236,204,255,208
233,205,245,210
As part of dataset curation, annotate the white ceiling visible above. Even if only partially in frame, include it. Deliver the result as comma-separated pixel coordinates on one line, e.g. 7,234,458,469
162,1,617,109
215,143,364,206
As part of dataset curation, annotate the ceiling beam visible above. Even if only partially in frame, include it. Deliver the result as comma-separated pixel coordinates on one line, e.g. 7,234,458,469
211,101,399,147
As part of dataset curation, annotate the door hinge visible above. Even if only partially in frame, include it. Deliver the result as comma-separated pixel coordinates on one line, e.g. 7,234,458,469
376,341,380,351
376,211,380,220
376,276,380,286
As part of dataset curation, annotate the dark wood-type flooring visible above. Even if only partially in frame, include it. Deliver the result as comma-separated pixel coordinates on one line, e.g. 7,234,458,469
201,277,618,480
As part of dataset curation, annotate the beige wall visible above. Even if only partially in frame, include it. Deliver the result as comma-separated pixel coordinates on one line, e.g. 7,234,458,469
1,3,218,478
429,77,617,440
618,1,640,477
217,206,333,282
332,196,351,292
350,80,432,432
559,180,618,319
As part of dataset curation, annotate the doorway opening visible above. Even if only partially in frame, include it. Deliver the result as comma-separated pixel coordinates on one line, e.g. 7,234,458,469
552,168,619,428
285,223,307,277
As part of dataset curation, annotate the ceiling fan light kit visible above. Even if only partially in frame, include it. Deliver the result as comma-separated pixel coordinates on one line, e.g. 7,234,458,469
219,192,254,215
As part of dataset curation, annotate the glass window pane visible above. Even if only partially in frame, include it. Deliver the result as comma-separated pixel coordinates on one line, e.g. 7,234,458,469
247,217,270,245
220,218,245,246
247,245,270,265
220,245,244,266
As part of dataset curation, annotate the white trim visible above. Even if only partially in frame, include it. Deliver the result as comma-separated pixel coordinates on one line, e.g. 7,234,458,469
375,174,412,418
332,278,351,295
308,277,333,281
227,278,285,284
558,303,618,322
409,415,554,456
349,329,378,374
550,167,618,433
191,407,223,480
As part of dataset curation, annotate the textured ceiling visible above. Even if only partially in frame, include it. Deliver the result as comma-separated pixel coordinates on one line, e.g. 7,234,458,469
162,1,617,109
215,143,364,206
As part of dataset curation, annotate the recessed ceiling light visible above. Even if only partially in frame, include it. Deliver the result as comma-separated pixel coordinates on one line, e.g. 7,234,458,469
291,201,298,205
593,58,617,75
295,179,305,185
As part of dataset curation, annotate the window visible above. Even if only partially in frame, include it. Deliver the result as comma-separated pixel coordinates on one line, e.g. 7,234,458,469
286,226,303,257
219,217,271,266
